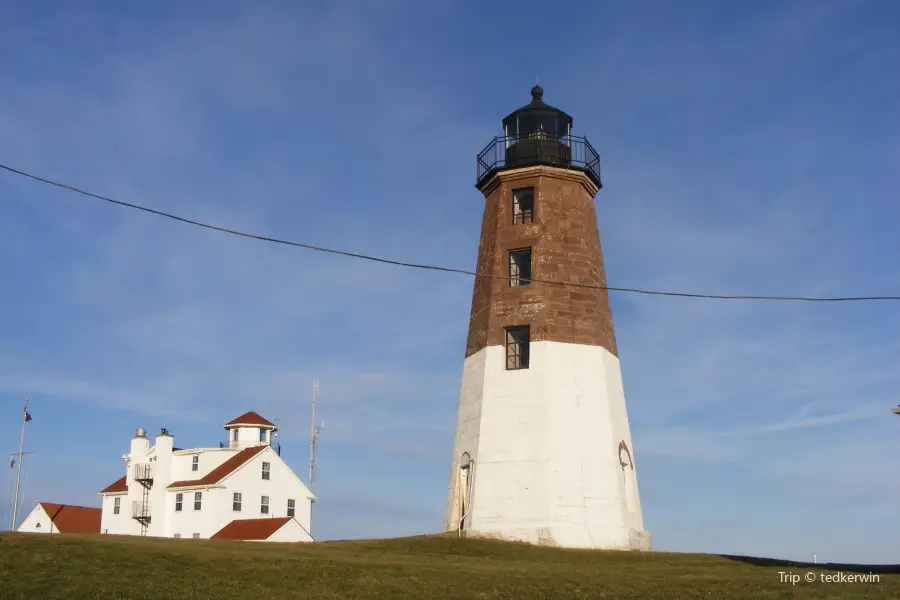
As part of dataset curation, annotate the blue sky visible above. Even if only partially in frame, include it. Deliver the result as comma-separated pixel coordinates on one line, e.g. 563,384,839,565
1,0,899,564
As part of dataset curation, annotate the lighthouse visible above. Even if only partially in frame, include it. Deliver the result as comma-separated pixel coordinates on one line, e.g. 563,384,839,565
444,85,651,550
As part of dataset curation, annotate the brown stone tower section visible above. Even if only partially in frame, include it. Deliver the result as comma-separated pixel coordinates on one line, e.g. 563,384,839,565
464,165,618,359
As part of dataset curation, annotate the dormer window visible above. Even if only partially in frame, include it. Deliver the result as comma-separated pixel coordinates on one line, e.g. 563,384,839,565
191,455,199,472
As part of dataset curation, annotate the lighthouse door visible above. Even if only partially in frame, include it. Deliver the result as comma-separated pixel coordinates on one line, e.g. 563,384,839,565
457,452,472,532
458,467,469,528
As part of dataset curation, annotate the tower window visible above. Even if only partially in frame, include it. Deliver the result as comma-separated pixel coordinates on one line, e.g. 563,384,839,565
505,326,531,370
512,187,534,224
508,249,532,287
192,455,199,472
259,428,266,442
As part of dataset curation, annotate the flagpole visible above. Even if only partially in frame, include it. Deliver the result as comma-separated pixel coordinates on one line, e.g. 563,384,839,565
10,398,28,531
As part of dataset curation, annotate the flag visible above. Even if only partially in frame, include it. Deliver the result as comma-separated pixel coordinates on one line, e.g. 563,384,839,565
24,411,32,422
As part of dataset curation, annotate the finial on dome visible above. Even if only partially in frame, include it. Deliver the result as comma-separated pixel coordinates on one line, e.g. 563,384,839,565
531,84,543,103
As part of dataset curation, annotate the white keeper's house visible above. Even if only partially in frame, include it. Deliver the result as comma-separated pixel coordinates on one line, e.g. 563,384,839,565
98,411,315,542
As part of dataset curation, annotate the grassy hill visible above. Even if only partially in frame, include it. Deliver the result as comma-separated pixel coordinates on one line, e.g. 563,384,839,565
0,532,896,599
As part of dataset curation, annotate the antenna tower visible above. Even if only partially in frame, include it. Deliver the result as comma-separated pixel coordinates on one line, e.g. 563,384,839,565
308,380,324,537
309,380,323,490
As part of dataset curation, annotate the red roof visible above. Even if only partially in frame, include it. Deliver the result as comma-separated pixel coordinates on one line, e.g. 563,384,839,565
224,411,275,428
100,476,127,494
39,503,101,534
168,445,267,489
211,517,292,540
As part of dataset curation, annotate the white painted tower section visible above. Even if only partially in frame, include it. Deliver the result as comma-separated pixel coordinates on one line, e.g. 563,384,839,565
445,342,649,549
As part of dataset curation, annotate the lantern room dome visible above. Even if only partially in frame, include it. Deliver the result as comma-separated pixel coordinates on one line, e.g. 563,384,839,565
501,85,573,139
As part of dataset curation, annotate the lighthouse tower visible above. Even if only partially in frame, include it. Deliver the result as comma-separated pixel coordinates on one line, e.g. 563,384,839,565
443,86,651,550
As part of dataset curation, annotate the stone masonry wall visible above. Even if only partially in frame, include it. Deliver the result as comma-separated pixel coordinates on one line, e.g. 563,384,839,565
465,166,618,358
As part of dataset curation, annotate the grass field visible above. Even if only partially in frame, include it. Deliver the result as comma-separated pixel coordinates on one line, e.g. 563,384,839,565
1,533,897,599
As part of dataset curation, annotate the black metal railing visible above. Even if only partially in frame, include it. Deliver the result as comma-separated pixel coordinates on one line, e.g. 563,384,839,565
132,501,151,520
220,440,281,455
476,134,601,189
133,463,153,483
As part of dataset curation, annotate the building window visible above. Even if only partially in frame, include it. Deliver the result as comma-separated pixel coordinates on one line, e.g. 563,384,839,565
194,491,202,511
505,326,530,370
512,187,534,224
113,497,121,515
233,492,242,512
175,493,183,512
192,533,200,539
192,455,199,472
508,248,532,287
174,533,181,539
261,496,269,515
262,462,270,480
259,428,266,442
287,499,295,517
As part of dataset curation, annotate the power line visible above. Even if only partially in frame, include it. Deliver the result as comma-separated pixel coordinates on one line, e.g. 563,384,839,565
2,162,898,303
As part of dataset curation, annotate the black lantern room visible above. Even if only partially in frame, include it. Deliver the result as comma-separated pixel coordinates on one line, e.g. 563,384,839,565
476,85,601,190
502,84,573,136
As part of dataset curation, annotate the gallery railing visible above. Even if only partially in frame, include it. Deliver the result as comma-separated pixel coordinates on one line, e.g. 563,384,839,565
476,133,601,189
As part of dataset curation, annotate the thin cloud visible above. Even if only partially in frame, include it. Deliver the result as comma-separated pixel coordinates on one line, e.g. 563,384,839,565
755,405,890,433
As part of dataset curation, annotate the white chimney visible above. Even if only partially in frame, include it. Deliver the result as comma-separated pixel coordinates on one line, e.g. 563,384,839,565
155,428,174,454
130,427,150,458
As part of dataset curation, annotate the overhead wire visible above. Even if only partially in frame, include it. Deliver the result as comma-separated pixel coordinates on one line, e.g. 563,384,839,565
2,162,898,302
